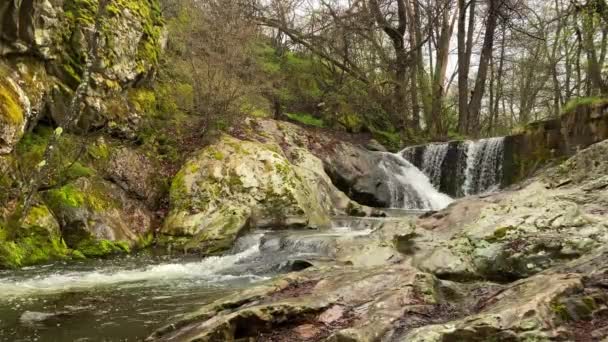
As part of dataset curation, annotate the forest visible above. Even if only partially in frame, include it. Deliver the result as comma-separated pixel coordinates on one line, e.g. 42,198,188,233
157,0,608,148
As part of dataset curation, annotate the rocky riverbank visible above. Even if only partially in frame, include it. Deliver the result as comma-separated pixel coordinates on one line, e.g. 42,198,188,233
149,139,608,342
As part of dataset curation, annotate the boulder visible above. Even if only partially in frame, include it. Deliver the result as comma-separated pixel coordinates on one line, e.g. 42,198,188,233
161,135,332,254
246,118,409,208
148,264,445,342
0,203,69,268
42,176,154,257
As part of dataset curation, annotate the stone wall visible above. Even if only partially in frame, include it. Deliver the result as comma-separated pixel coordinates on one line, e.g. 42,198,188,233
504,101,608,185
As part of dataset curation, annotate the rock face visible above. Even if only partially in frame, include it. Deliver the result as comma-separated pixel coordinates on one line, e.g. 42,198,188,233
0,0,164,267
161,135,333,254
104,145,162,206
0,0,163,153
151,139,608,341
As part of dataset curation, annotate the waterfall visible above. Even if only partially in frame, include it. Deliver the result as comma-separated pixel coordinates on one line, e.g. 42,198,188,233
378,152,452,210
400,137,505,197
420,143,450,188
462,137,505,196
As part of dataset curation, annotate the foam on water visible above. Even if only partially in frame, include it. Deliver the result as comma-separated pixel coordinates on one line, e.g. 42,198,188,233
0,241,263,298
379,152,453,210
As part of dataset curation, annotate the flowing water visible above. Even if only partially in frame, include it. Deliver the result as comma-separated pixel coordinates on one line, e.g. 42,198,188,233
461,137,505,196
416,143,450,188
378,152,453,210
401,138,505,197
0,224,376,341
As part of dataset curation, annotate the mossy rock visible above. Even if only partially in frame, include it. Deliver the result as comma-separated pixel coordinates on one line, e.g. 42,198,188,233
75,239,131,258
161,135,332,254
0,205,70,269
41,177,154,254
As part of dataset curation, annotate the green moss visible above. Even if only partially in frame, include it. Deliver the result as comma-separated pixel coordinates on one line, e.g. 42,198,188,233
0,78,24,125
285,112,325,128
129,88,157,113
45,184,85,208
62,0,163,83
71,250,86,260
0,226,69,269
211,150,224,161
370,127,402,152
169,169,190,208
44,181,116,212
486,226,516,242
563,96,608,113
75,239,131,258
136,233,154,249
337,112,364,133
88,141,110,160
65,162,96,179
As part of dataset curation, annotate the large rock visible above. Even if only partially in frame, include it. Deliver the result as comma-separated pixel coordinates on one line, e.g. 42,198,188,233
0,203,70,268
244,118,418,208
148,264,446,342
161,135,332,254
42,176,154,257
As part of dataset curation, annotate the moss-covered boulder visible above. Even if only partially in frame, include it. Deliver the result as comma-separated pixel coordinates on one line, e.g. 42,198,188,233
0,204,70,269
42,177,154,257
161,135,332,254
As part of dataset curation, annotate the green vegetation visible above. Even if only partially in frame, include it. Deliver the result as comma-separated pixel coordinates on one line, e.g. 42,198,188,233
562,97,608,113
75,239,131,258
0,78,24,125
285,112,325,128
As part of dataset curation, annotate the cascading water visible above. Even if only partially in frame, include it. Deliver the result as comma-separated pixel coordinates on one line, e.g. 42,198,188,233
378,152,453,210
462,137,505,196
419,143,449,188
400,137,505,197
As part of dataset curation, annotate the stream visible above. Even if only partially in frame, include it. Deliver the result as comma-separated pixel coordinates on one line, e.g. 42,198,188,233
0,222,378,341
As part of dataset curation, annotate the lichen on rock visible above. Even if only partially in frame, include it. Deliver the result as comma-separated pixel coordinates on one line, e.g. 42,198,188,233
161,135,332,254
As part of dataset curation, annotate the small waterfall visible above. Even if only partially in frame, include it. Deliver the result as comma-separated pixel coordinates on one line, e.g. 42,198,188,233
378,152,452,210
420,143,450,188
462,137,505,196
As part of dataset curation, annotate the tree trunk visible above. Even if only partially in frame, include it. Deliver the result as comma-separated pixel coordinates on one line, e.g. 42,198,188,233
467,0,499,136
457,0,476,134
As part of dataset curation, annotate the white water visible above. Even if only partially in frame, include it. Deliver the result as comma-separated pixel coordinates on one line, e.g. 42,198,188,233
420,143,450,188
0,241,264,298
379,152,452,210
462,137,505,196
